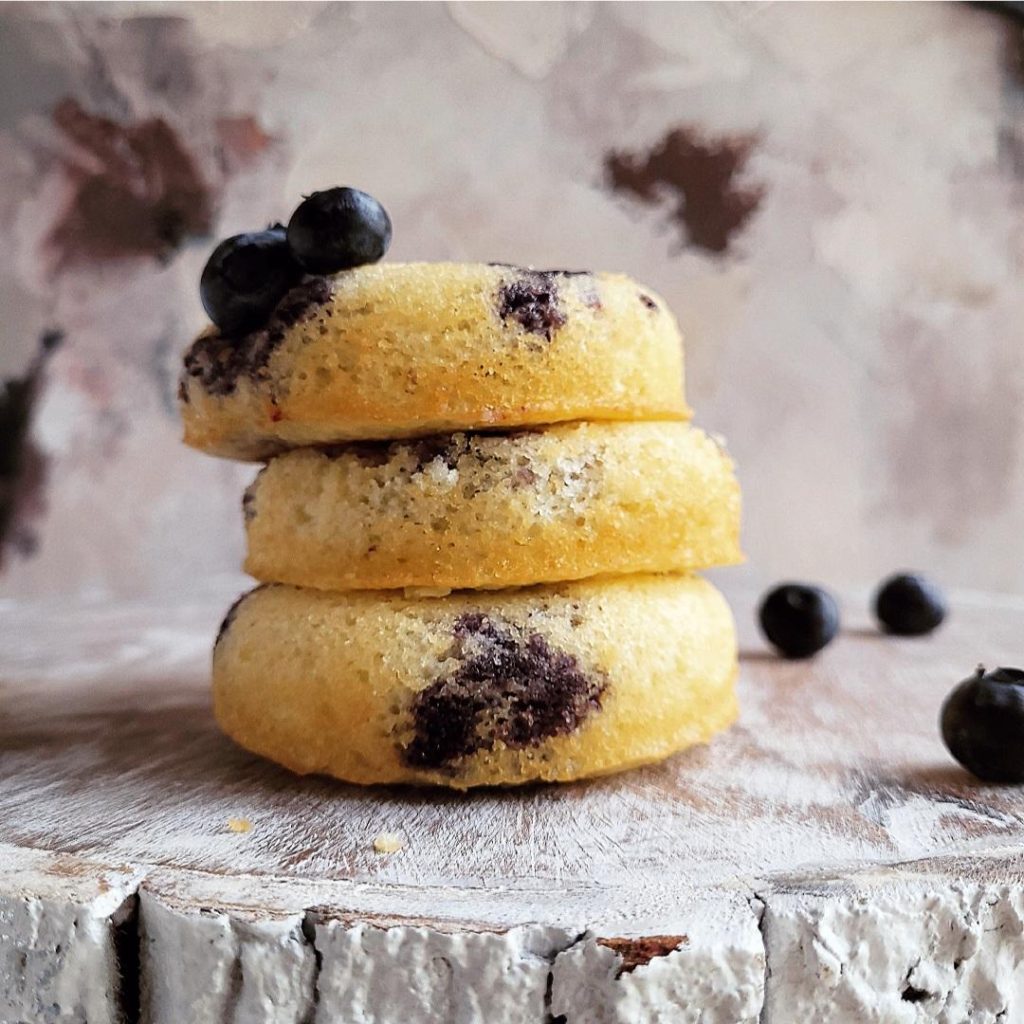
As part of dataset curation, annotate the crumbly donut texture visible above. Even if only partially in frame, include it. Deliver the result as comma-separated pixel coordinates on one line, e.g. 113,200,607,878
243,421,741,592
180,263,688,460
212,574,738,788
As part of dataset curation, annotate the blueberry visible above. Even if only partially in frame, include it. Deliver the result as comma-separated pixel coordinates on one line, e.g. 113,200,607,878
874,572,946,636
200,227,299,334
758,583,839,659
941,667,1024,782
286,187,392,274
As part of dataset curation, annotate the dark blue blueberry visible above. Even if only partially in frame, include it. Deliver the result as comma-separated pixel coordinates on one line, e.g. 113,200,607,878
758,583,839,659
874,572,946,636
286,187,392,274
200,227,299,335
941,667,1024,782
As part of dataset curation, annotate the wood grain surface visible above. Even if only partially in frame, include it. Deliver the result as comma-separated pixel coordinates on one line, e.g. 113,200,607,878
3,585,1024,1022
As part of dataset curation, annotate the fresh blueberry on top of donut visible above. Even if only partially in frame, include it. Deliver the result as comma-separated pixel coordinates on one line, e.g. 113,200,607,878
287,187,392,274
200,227,299,334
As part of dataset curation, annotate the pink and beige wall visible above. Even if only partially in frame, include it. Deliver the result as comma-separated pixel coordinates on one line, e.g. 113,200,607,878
1,1,1023,600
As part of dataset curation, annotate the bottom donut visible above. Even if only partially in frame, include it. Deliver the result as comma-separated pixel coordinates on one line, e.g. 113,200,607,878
212,574,738,788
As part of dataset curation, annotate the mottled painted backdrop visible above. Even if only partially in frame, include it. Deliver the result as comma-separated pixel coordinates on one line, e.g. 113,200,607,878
1,1,1023,600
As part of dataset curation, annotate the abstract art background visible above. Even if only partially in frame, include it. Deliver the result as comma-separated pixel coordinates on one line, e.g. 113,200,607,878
1,1,1022,599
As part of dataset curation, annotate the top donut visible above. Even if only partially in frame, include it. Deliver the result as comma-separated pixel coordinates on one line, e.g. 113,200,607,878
179,190,688,460
180,263,688,460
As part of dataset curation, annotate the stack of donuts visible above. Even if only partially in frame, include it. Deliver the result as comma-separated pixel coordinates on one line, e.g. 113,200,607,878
179,191,742,788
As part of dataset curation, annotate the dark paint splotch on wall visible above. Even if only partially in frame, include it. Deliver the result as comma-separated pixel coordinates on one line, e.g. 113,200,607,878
996,13,1024,177
1011,19,1024,87
47,98,214,268
0,330,63,565
605,127,765,254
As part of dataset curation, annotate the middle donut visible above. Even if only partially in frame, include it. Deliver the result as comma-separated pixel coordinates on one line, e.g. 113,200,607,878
244,420,741,593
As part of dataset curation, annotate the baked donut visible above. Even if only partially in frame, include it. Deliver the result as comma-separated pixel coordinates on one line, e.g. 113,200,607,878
243,421,741,592
212,574,738,788
180,263,688,460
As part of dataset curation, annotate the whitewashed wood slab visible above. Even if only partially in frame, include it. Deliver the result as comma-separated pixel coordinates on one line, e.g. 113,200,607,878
3,586,1024,1022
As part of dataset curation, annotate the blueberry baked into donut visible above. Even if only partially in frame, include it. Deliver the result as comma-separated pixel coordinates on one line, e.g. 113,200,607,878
180,187,743,787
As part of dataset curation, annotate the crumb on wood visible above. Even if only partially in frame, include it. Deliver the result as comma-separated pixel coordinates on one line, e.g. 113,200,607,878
373,832,404,854
227,817,252,834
